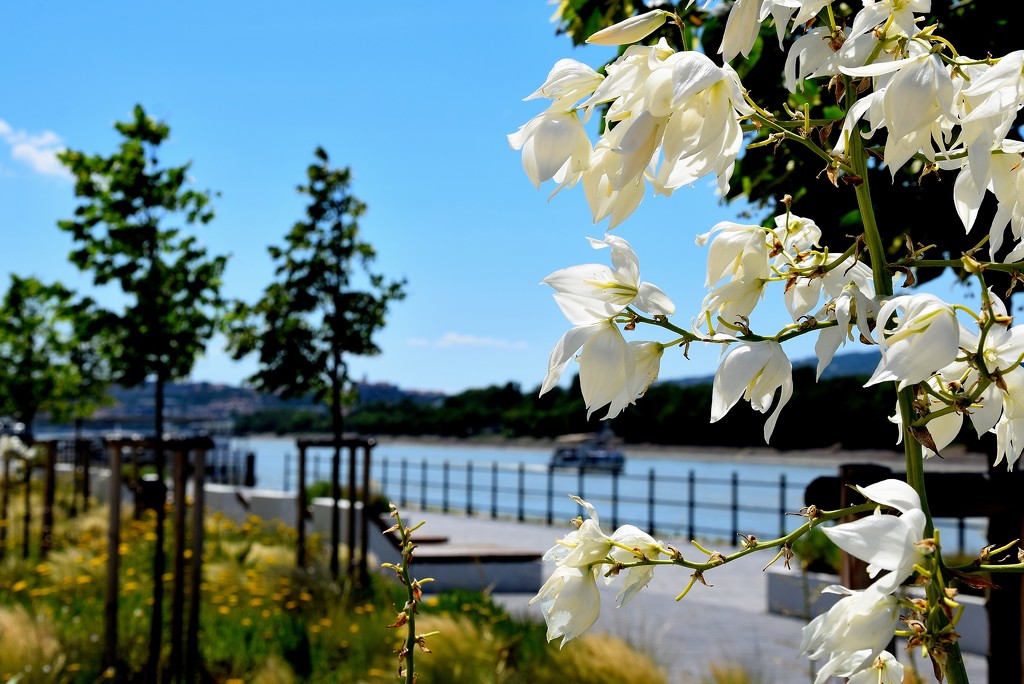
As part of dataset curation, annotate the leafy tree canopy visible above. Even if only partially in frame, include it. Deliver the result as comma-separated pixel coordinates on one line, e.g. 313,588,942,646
0,276,109,434
227,147,406,413
58,104,226,387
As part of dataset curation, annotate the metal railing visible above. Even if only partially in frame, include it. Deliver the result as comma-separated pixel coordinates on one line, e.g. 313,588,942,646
282,452,986,552
48,438,254,487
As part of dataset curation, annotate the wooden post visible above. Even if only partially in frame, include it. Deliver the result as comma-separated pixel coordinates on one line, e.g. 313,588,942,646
185,446,205,679
22,457,32,560
132,447,142,520
104,443,123,670
296,443,307,568
331,442,342,580
1,453,10,561
806,465,1022,683
41,442,56,558
169,448,187,679
359,441,373,584
68,440,80,518
986,465,1024,683
346,442,357,582
82,439,92,513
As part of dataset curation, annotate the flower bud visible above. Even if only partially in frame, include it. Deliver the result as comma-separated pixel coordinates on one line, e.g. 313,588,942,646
586,10,671,46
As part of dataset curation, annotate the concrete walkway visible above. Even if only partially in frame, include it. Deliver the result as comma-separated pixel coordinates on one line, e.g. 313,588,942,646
402,507,987,683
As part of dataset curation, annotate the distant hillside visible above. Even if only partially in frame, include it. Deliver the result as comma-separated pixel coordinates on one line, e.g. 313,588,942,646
38,380,446,432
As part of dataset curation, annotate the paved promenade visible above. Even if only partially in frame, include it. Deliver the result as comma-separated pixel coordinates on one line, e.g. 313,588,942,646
403,507,987,683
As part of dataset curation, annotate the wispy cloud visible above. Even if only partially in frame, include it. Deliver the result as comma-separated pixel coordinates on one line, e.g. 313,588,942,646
408,332,529,350
0,119,70,178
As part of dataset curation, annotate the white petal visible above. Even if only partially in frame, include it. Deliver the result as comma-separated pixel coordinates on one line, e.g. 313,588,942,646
541,323,606,395
579,323,628,418
855,479,921,515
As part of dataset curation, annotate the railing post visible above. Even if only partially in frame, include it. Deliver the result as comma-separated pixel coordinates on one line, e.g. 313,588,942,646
546,466,554,526
400,459,408,508
244,451,256,487
958,518,966,556
611,469,620,531
687,469,696,541
420,460,428,508
283,452,290,493
730,472,739,543
491,461,498,519
381,456,389,498
466,461,474,516
648,468,656,536
779,473,787,538
517,463,525,522
442,461,450,514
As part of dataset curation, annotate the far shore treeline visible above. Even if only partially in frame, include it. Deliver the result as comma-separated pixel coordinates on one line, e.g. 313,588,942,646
234,369,989,453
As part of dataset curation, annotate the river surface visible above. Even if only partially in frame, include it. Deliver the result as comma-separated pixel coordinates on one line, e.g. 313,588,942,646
230,436,836,492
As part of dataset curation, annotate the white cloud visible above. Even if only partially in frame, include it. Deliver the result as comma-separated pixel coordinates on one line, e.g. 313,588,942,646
407,332,529,350
0,118,70,178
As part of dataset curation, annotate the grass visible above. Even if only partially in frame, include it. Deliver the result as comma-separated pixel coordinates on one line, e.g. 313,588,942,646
0,475,670,682
0,473,785,683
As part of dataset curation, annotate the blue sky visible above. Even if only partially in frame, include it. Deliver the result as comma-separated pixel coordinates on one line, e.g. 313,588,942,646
0,3,965,396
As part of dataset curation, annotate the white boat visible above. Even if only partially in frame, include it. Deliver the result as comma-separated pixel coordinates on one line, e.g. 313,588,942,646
549,434,625,475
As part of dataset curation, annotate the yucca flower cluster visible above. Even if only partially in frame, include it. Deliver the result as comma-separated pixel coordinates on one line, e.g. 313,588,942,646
511,1,1024,681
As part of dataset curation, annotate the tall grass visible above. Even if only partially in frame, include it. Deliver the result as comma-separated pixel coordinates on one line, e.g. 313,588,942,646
0,483,746,682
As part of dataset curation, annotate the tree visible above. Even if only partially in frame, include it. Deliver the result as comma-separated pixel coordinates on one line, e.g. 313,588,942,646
57,104,225,677
227,147,405,579
0,276,108,437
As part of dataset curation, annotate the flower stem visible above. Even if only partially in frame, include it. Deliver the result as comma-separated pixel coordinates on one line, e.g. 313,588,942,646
847,105,970,684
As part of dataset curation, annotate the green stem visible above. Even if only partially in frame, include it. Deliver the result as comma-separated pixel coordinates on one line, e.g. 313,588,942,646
902,259,1024,273
389,509,420,684
746,111,855,175
610,501,877,574
847,99,970,684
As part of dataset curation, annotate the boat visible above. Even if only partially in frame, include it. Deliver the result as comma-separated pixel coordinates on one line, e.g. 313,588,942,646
549,434,625,475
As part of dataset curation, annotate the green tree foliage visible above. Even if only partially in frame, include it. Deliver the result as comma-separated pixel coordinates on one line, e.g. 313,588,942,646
233,408,332,435
57,104,225,675
58,105,225,394
0,276,109,435
226,147,405,578
226,147,406,425
552,1,1021,283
